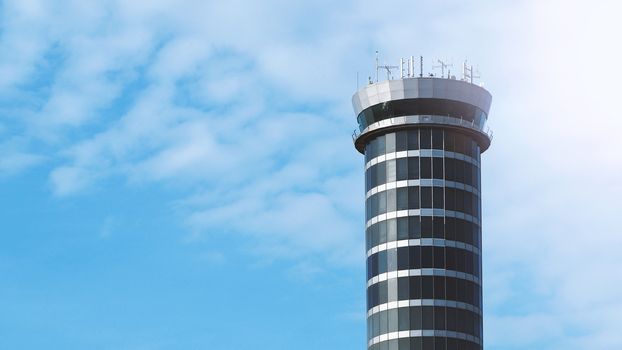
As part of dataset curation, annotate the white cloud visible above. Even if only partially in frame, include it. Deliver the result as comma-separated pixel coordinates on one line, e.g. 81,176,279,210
2,1,622,347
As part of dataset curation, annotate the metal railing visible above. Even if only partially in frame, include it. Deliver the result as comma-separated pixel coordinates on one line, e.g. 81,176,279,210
352,115,493,142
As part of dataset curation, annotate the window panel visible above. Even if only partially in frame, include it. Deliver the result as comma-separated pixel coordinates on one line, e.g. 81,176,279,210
421,187,432,208
397,188,409,211
433,246,445,269
378,221,387,245
397,217,409,240
378,191,387,215
433,187,444,209
433,217,444,239
410,246,421,270
409,216,421,239
421,247,433,268
421,216,433,238
386,133,396,153
420,129,431,149
408,157,420,179
433,157,444,179
420,157,432,178
421,306,434,329
377,162,386,187
397,247,409,270
387,218,397,242
386,159,397,183
408,186,420,209
407,129,419,150
377,135,386,155
432,129,444,149
387,189,396,213
398,276,410,299
410,276,421,299
396,158,408,181
435,307,446,330
410,307,422,329
396,131,408,152
421,276,433,299
434,276,446,300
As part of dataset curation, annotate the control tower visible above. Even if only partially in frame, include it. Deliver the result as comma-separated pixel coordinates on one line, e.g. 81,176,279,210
352,57,492,350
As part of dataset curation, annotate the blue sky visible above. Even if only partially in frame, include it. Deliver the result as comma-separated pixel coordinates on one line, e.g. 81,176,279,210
1,1,622,349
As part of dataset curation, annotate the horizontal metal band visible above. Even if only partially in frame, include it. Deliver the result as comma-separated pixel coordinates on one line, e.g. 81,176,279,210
351,78,492,116
367,238,480,258
366,209,480,229
367,269,480,288
367,299,482,318
366,179,480,200
368,329,481,347
365,148,479,170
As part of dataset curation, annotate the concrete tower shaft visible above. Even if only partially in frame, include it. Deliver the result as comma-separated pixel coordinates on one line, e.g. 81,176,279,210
352,77,492,350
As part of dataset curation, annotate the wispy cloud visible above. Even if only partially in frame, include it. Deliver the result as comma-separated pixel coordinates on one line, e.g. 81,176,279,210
2,1,622,348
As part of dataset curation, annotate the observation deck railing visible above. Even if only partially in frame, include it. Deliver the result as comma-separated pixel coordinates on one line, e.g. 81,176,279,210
352,115,493,143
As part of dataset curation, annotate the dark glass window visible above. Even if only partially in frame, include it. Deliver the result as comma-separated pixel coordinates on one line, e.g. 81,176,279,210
408,187,420,209
396,131,408,152
378,250,387,274
421,276,433,298
398,276,409,299
377,135,386,156
422,337,434,350
433,217,444,239
433,247,445,269
421,247,433,268
407,129,419,150
455,133,465,155
420,129,431,149
410,307,422,330
445,131,455,152
408,157,420,179
445,217,456,241
421,216,433,238
421,187,432,208
445,158,455,181
421,306,433,329
433,187,444,209
377,162,386,186
396,158,408,180
432,129,444,149
397,247,409,270
435,307,446,329
409,246,421,269
432,157,444,179
420,157,432,178
410,276,421,299
397,217,409,240
434,276,446,299
398,308,410,331
397,188,408,210
409,216,421,239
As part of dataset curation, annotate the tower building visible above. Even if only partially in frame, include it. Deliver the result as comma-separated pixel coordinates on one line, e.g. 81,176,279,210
352,59,492,350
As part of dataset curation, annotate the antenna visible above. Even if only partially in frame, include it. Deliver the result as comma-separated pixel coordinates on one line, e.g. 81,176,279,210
462,60,481,84
420,56,423,77
375,51,379,83
433,59,453,78
375,51,398,81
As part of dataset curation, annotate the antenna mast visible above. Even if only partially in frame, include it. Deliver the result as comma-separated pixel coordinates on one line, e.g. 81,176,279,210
433,59,453,78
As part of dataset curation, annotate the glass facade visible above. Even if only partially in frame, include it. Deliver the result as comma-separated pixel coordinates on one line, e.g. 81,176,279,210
363,128,483,350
